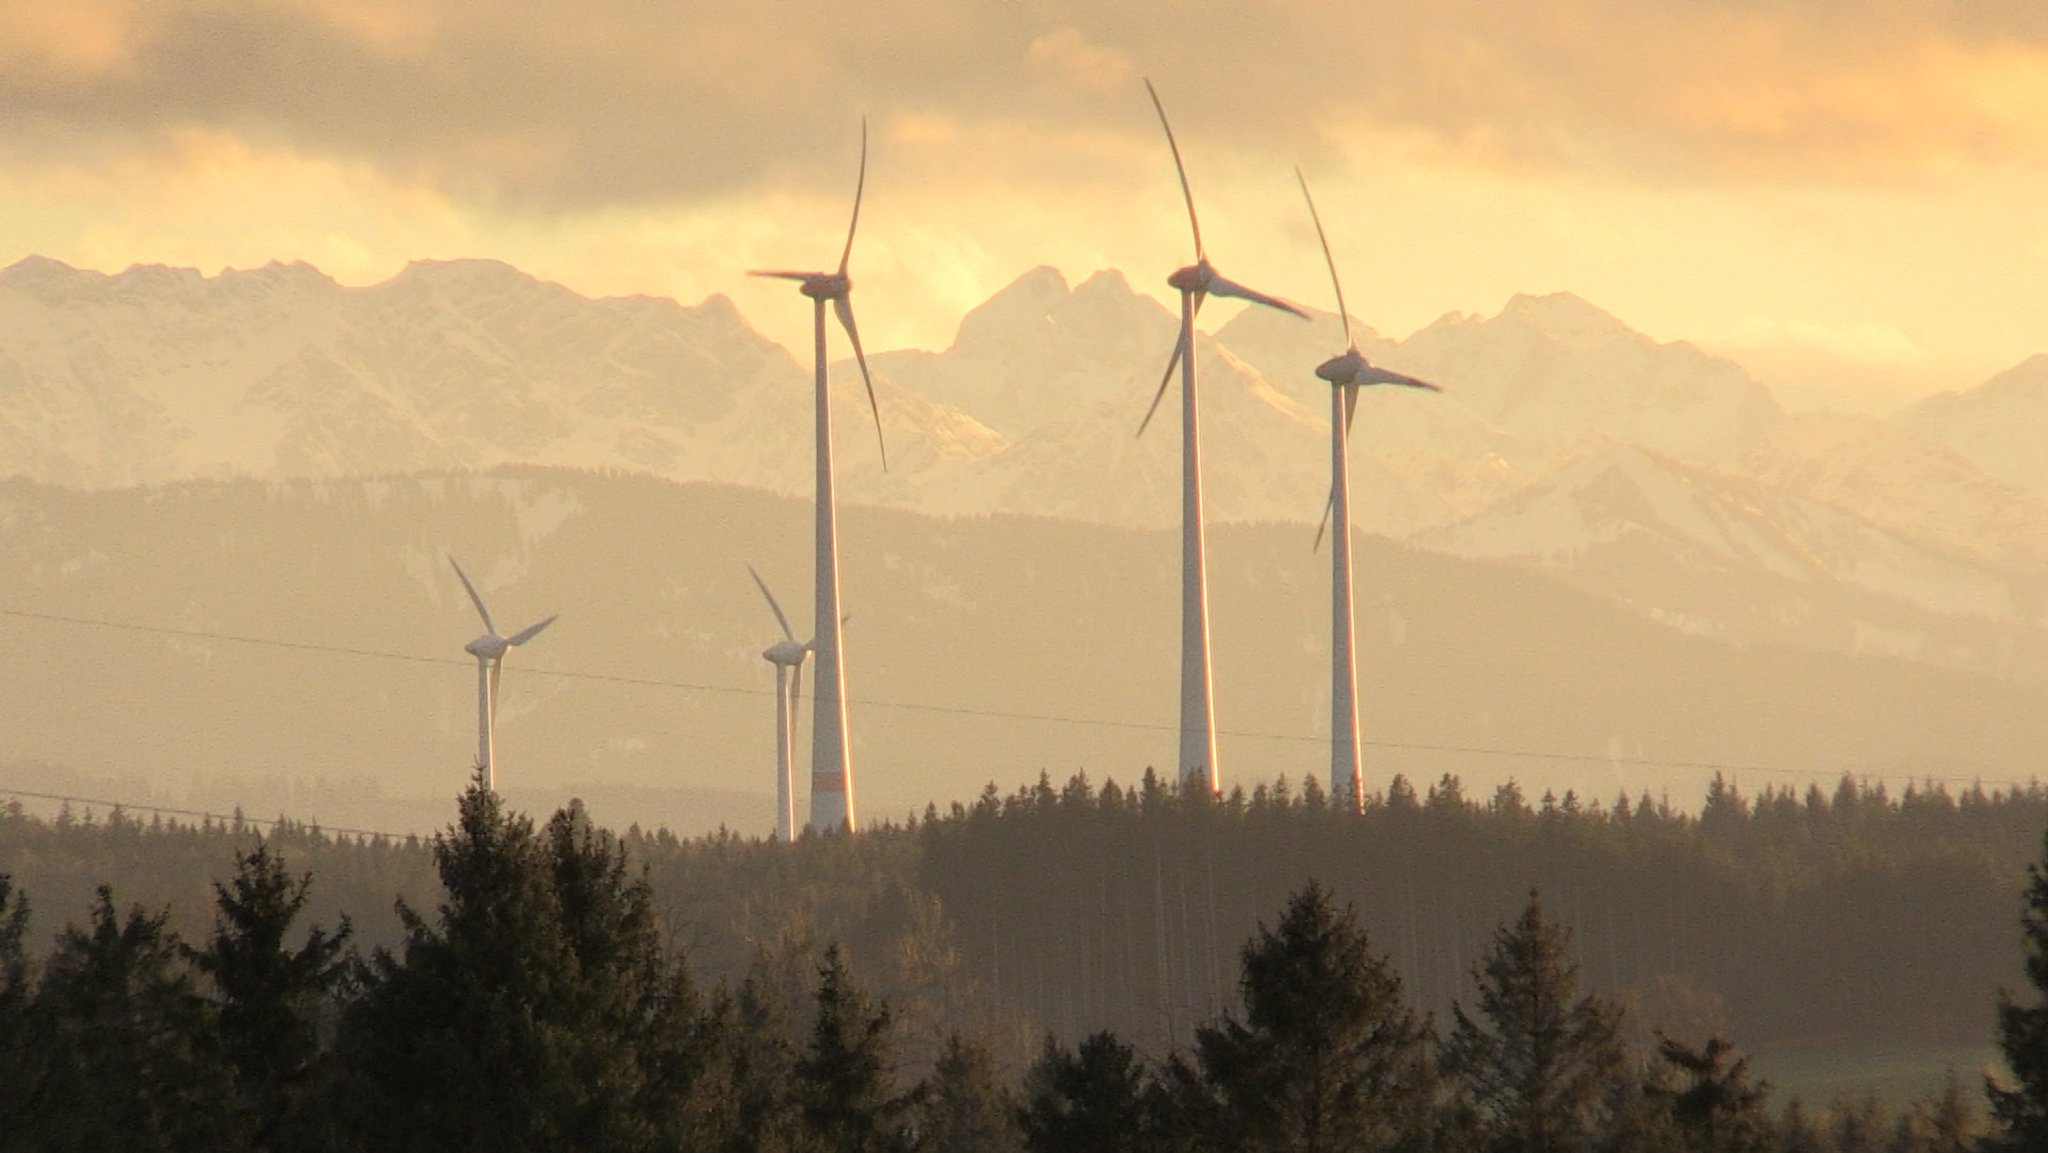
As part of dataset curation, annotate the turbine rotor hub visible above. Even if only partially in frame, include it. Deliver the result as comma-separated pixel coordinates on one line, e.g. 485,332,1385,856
800,273,851,301
764,640,808,665
1316,350,1366,384
466,634,508,659
1166,262,1212,294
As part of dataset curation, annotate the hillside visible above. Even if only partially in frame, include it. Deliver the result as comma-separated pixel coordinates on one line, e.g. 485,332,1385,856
3,468,2047,842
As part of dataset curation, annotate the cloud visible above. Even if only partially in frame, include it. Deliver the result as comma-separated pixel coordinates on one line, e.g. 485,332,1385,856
2,0,2046,214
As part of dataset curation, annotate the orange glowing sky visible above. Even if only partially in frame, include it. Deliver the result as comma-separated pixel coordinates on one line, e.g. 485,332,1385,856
4,0,2047,412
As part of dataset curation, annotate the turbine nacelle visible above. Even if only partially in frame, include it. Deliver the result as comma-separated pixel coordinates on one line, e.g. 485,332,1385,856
1315,348,1441,392
743,118,888,472
1166,261,1212,294
749,269,852,302
763,638,811,666
1166,258,1309,319
465,634,508,660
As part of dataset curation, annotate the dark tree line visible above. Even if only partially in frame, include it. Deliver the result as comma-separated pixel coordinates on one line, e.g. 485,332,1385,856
6,769,2041,1060
2,770,2047,1150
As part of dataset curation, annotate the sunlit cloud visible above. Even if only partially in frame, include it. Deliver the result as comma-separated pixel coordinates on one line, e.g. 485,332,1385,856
0,0,2045,401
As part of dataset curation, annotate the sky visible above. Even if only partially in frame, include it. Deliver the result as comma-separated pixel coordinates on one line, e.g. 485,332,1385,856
4,1,2048,413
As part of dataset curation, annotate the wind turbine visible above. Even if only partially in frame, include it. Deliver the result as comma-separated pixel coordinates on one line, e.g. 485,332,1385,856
449,556,557,793
748,564,810,843
1137,79,1309,793
1297,171,1440,812
747,118,886,833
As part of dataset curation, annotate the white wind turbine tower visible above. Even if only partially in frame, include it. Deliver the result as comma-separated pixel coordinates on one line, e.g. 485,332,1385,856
748,564,811,842
1297,172,1441,812
450,557,557,793
748,119,886,833
1136,79,1309,793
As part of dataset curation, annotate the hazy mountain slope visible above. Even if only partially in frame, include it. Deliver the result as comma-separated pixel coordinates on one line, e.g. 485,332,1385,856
1739,411,2048,574
1417,443,2048,672
1898,353,2048,496
4,469,2046,844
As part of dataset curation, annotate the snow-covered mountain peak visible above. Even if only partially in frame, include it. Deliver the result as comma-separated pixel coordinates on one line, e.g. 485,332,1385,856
1497,292,1633,344
392,257,544,291
1073,268,1139,299
949,265,1071,350
680,292,750,327
1395,291,1782,466
0,254,108,301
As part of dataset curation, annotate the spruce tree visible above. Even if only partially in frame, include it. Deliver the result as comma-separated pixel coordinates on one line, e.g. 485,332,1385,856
799,945,910,1153
1992,823,2048,1151
1018,1031,1155,1153
1644,1033,1770,1152
0,874,39,1144
335,780,699,1152
718,961,808,1153
1443,889,1625,1153
335,783,567,1151
188,842,353,1150
1185,879,1433,1153
914,1032,1024,1153
29,886,238,1152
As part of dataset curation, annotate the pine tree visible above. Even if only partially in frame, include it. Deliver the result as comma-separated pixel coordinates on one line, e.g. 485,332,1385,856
1184,879,1433,1153
1018,1031,1155,1153
914,1032,1024,1153
1992,823,2048,1151
1443,889,1625,1153
799,945,911,1153
188,842,353,1150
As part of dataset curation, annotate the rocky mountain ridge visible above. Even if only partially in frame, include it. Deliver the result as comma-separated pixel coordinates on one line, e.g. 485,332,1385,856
3,254,2045,662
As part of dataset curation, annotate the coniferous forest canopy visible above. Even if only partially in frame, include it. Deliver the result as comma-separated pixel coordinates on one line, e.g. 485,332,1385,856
3,768,2047,1150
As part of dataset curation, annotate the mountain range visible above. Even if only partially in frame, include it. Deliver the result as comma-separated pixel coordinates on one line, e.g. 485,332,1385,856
2,254,2047,832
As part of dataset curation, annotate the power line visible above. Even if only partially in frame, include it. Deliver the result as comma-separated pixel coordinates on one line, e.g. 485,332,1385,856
0,784,429,843
0,604,2036,792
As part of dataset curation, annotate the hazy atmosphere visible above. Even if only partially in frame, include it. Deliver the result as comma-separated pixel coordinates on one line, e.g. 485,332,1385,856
6,3,2048,1150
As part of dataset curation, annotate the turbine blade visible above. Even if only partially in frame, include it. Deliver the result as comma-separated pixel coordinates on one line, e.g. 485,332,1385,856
1143,78,1203,260
1296,168,1352,349
486,660,501,726
747,269,819,281
748,563,798,643
834,296,888,471
1206,273,1309,318
1343,382,1361,433
1359,364,1442,391
449,556,494,634
1313,486,1335,553
838,117,867,276
791,660,804,720
507,614,556,646
1136,331,1184,438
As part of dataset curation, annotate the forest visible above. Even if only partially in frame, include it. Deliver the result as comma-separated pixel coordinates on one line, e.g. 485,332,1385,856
2,768,2047,1151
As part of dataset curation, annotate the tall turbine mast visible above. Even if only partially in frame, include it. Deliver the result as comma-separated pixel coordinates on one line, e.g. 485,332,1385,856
748,119,887,833
1137,80,1308,793
1297,172,1441,811
449,556,557,793
748,564,811,842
